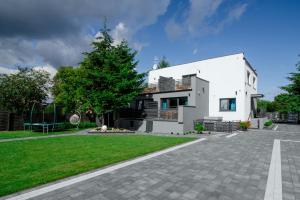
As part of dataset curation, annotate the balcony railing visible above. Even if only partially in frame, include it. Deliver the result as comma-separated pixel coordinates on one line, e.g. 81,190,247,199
143,79,191,94
159,108,178,120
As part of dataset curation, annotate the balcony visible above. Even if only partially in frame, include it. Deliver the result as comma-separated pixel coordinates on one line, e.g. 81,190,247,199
143,77,192,94
159,108,178,120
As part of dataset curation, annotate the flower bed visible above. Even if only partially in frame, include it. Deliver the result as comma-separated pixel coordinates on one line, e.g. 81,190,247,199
88,127,135,134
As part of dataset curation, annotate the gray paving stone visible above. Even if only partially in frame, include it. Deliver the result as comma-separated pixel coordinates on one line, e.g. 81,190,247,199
3,124,300,200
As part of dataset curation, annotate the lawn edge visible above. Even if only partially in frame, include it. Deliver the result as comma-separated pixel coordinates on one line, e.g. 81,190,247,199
1,136,199,199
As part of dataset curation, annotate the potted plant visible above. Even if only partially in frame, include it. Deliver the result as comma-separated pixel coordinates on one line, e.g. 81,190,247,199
194,123,205,134
239,121,251,131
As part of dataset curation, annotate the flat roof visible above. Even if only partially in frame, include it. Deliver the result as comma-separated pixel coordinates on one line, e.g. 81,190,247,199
149,52,258,76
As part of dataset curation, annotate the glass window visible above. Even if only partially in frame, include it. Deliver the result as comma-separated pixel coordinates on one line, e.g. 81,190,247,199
169,98,177,108
247,71,250,85
161,99,168,110
179,97,188,105
161,97,188,109
220,98,236,111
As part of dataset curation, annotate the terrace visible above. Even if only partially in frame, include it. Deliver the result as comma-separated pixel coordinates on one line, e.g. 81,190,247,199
143,75,192,94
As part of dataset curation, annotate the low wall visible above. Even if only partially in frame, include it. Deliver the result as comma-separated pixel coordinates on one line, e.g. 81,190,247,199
250,117,268,129
152,120,183,134
117,118,183,134
116,118,146,131
182,106,199,132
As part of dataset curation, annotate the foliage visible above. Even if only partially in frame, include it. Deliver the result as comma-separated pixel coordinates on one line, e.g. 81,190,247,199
78,121,97,129
0,135,194,196
281,58,300,95
0,68,51,114
273,93,300,113
157,56,170,69
194,123,205,133
240,121,251,130
53,25,145,116
257,99,276,112
52,66,80,113
272,57,300,113
264,120,273,127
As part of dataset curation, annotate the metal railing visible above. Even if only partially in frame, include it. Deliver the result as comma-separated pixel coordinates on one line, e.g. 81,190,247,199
143,79,191,93
159,108,178,120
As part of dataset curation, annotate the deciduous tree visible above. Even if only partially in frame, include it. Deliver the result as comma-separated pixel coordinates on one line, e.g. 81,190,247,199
0,68,51,114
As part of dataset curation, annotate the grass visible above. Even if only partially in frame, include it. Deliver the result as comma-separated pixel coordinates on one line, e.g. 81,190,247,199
0,135,194,196
0,129,84,140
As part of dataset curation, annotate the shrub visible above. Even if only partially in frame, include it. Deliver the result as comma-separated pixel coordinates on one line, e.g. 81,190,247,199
78,121,97,129
264,120,273,127
194,123,205,133
240,121,251,130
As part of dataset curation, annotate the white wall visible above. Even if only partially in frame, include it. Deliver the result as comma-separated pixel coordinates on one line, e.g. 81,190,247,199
244,61,258,120
148,53,258,121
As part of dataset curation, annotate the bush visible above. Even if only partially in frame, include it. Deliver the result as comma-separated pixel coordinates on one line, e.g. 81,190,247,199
78,121,97,129
61,121,96,129
194,123,205,133
240,121,251,130
264,120,273,127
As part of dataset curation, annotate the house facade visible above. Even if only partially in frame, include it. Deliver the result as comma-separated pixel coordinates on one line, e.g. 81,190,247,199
148,53,260,121
116,53,262,133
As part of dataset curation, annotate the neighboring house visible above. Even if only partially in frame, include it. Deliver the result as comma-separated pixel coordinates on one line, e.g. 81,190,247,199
116,53,264,133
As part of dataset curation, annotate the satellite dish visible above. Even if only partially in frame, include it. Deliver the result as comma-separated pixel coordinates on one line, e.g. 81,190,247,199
69,113,81,126
152,56,159,70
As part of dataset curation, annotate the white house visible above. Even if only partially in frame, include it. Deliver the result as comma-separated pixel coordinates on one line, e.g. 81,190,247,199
148,53,261,121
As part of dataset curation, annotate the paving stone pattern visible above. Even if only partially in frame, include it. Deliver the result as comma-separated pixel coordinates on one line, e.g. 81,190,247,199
4,124,300,200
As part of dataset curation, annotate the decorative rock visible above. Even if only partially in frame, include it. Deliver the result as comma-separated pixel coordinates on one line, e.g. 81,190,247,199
101,125,107,132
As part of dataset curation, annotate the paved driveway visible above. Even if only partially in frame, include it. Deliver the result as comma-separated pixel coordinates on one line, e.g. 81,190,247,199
3,124,300,200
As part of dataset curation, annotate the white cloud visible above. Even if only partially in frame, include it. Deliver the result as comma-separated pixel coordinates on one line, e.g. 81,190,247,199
165,19,184,40
0,64,57,79
192,48,198,55
33,64,57,78
112,22,130,45
186,0,223,35
95,22,149,51
0,0,170,69
165,0,247,39
0,66,17,74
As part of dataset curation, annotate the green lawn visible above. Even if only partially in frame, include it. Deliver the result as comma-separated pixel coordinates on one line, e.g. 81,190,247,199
0,129,83,140
0,135,194,197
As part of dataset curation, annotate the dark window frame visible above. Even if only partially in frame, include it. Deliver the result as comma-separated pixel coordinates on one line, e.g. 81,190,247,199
219,98,236,112
161,96,188,109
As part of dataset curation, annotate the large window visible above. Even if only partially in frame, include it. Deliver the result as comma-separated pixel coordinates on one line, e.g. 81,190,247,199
161,97,188,109
220,98,236,111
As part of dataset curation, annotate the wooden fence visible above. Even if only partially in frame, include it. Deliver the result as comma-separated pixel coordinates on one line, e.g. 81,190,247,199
194,119,240,133
265,112,299,123
0,111,23,131
0,111,9,131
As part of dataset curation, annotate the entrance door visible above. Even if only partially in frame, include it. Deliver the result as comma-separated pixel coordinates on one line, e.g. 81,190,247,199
146,120,153,132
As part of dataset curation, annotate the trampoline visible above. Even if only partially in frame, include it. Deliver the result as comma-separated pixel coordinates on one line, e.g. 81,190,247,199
24,102,65,134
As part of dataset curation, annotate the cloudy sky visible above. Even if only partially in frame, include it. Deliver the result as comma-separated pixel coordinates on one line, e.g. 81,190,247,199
0,0,299,100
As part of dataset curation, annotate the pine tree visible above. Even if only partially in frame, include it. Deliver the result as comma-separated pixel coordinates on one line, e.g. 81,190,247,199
157,56,170,69
56,24,145,119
